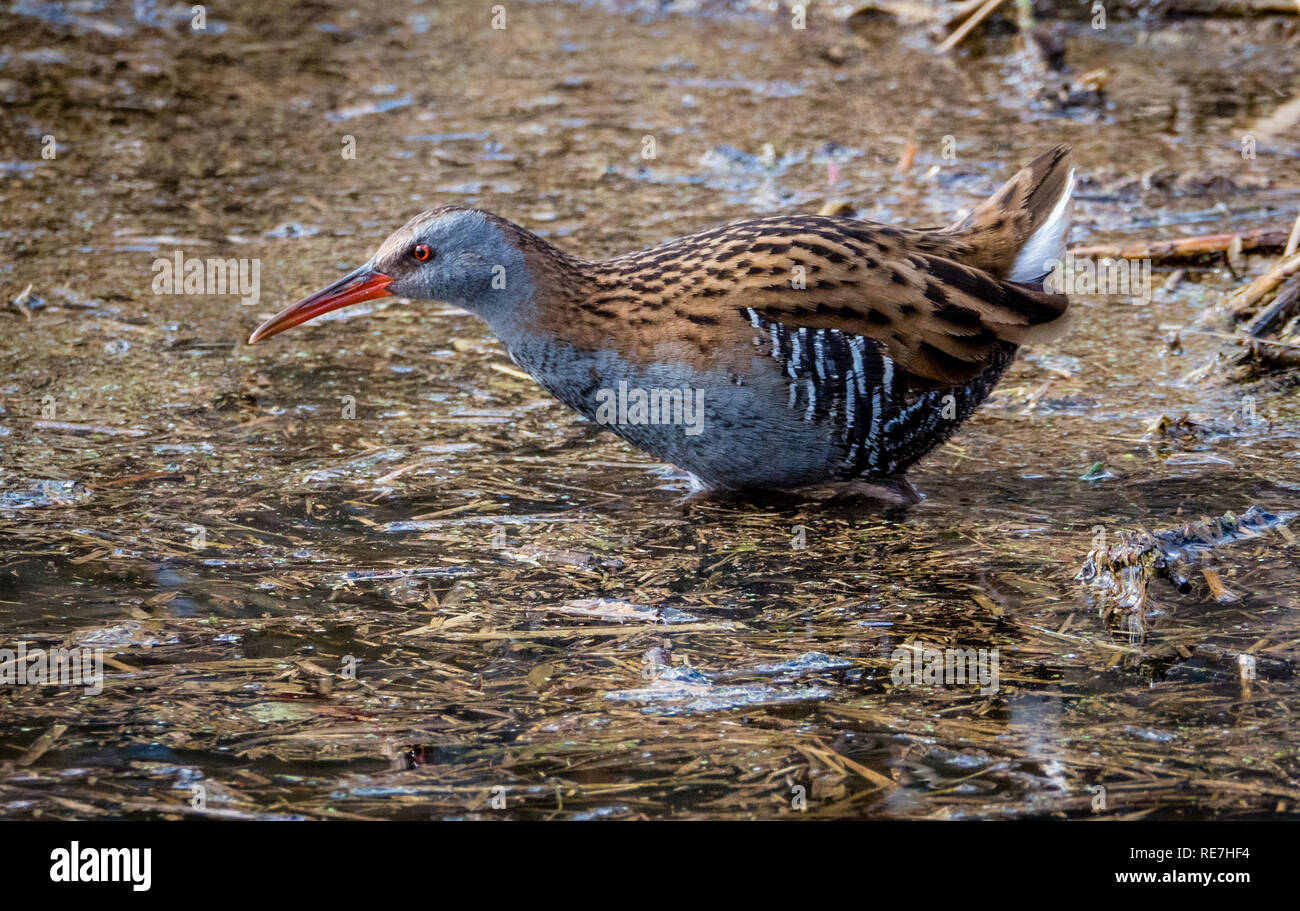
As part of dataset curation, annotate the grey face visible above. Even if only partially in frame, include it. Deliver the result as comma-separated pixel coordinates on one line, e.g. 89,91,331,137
370,207,532,326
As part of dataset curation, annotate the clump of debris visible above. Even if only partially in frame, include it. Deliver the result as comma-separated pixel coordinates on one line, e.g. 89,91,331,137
1224,248,1300,375
1078,506,1295,636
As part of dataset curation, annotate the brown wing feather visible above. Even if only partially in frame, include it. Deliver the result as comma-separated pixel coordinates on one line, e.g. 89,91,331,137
546,218,1068,387
541,148,1074,386
718,235,1065,386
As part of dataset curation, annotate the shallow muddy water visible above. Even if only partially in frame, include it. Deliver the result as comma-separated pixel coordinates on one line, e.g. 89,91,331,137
2,1,1300,818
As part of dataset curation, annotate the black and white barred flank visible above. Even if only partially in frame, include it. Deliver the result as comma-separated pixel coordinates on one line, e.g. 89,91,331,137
742,307,1017,479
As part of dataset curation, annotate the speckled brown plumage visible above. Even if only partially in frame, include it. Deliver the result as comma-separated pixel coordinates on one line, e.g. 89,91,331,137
506,145,1072,391
249,146,1076,491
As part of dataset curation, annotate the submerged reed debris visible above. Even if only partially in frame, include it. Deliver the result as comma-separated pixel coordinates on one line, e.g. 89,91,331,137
1079,507,1295,635
1207,213,1300,376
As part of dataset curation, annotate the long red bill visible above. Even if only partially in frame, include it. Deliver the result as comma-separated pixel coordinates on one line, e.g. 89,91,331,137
248,266,393,344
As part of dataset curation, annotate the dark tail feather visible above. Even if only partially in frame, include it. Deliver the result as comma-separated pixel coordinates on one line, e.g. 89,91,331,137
943,145,1075,283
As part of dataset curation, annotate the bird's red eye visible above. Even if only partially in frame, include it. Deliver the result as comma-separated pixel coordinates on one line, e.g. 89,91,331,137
412,243,433,262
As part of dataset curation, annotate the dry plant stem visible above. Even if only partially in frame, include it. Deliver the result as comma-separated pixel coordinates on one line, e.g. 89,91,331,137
1231,251,1300,312
1015,0,1034,32
1285,209,1300,258
1244,274,1300,337
1158,0,1300,14
850,0,987,26
945,0,995,25
1179,328,1300,351
1070,228,1290,263
937,0,1007,53
896,142,918,173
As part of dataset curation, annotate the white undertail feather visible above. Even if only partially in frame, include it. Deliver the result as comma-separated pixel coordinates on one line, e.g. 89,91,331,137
1009,168,1076,284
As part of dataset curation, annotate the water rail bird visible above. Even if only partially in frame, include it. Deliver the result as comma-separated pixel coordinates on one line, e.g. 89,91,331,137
249,146,1075,495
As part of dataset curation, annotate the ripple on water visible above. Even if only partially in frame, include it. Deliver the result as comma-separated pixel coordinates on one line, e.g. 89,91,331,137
605,652,848,714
